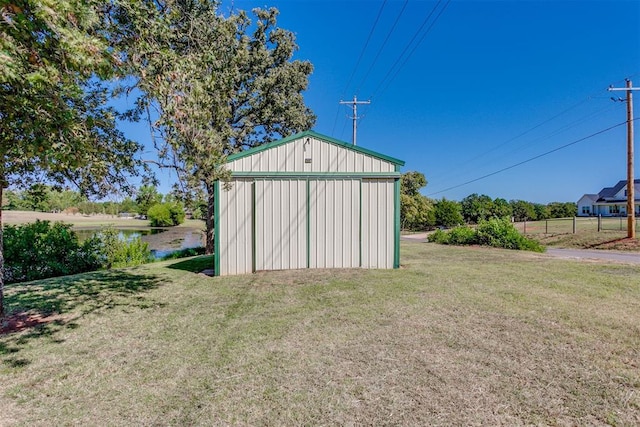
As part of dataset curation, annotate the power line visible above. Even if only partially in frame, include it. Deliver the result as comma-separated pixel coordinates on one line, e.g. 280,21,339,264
371,0,451,100
428,86,626,184
355,0,409,94
427,119,633,197
332,0,388,136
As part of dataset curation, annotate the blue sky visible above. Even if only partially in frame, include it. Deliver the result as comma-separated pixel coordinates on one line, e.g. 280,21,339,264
129,0,640,204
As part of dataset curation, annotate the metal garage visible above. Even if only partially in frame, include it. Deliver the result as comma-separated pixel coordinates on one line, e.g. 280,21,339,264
213,130,405,276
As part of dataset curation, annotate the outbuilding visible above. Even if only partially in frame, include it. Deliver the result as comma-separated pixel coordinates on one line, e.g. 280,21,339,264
213,130,405,276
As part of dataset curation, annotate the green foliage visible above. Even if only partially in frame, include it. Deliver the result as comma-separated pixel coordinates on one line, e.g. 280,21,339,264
148,202,185,227
401,194,435,231
2,222,154,284
135,185,162,217
433,198,464,227
401,171,427,197
548,202,577,219
89,228,154,269
115,1,316,253
447,226,478,245
2,221,101,283
400,171,435,230
461,193,513,223
429,218,544,252
160,247,206,260
0,0,145,315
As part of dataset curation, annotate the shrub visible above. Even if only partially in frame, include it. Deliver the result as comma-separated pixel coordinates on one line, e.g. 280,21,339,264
428,218,544,252
447,226,477,245
90,227,154,269
427,228,449,244
160,247,206,260
3,220,101,283
476,218,544,252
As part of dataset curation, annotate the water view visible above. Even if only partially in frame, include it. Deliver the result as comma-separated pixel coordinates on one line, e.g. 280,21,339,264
75,227,205,259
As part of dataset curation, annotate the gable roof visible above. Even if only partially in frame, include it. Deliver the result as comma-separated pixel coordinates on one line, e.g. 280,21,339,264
226,130,405,166
598,179,640,200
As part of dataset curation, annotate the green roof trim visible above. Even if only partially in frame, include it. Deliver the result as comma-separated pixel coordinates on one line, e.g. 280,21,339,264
226,130,405,166
230,171,401,179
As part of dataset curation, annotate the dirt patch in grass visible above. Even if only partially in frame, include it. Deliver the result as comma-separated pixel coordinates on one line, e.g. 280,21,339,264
534,230,640,251
1,311,72,336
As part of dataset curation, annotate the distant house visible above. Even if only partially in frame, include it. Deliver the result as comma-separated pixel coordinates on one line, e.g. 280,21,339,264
577,179,640,217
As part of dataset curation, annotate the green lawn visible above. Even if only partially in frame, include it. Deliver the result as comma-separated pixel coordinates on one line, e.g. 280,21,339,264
1,242,639,425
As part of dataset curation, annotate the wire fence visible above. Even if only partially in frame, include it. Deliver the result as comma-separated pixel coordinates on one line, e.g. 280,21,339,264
513,216,640,235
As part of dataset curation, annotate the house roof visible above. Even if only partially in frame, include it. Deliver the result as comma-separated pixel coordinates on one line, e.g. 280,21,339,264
226,130,405,166
598,179,640,201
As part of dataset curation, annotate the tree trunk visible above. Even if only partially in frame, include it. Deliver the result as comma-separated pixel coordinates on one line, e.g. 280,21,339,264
0,184,4,319
205,183,214,255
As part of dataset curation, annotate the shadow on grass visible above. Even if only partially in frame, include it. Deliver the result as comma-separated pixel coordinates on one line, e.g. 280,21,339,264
166,254,214,274
1,269,166,364
585,237,637,249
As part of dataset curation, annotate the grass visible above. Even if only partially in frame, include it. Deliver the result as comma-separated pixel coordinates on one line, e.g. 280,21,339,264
1,243,639,425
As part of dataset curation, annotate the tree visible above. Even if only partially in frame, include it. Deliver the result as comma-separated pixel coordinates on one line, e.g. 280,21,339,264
510,200,536,222
135,185,162,217
401,171,427,197
491,197,512,219
434,198,464,228
461,193,494,224
399,171,434,230
116,1,315,253
547,202,577,219
0,1,144,318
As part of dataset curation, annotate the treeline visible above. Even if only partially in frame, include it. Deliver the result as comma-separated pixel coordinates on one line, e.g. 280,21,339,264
1,184,206,223
401,172,577,231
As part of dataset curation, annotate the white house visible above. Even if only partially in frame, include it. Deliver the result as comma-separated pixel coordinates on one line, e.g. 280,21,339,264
577,179,640,217
213,130,405,276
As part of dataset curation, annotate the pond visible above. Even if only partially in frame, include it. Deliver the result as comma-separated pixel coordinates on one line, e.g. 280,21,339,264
75,227,205,259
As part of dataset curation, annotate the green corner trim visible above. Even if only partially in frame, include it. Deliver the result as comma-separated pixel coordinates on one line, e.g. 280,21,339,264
306,179,310,269
251,181,256,273
213,181,221,276
393,178,401,269
359,179,363,268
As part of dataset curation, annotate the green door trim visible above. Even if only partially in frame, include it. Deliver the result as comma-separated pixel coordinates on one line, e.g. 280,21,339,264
213,180,221,276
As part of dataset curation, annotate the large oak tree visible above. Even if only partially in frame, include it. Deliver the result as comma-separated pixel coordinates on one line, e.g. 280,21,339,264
116,0,316,254
0,0,144,317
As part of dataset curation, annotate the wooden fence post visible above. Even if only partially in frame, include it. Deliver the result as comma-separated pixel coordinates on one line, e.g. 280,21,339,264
573,216,577,234
598,215,601,232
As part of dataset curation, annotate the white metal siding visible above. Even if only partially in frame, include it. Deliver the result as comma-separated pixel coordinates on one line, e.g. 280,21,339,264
218,179,253,275
228,137,395,173
309,179,360,268
255,179,307,271
361,179,394,268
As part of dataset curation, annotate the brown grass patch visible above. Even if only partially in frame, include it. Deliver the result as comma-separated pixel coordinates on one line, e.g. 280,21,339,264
1,311,72,335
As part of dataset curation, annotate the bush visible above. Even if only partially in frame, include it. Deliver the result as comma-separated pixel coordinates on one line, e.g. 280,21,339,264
90,227,154,269
3,220,102,283
148,202,185,227
447,226,478,245
160,247,206,260
427,228,449,244
428,218,544,252
476,218,544,252
2,222,155,284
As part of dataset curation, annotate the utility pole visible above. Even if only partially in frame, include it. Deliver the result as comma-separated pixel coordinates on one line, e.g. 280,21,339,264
340,95,370,145
609,79,639,239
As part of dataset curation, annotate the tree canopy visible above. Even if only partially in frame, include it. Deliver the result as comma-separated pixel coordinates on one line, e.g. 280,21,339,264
0,0,144,317
116,0,316,252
